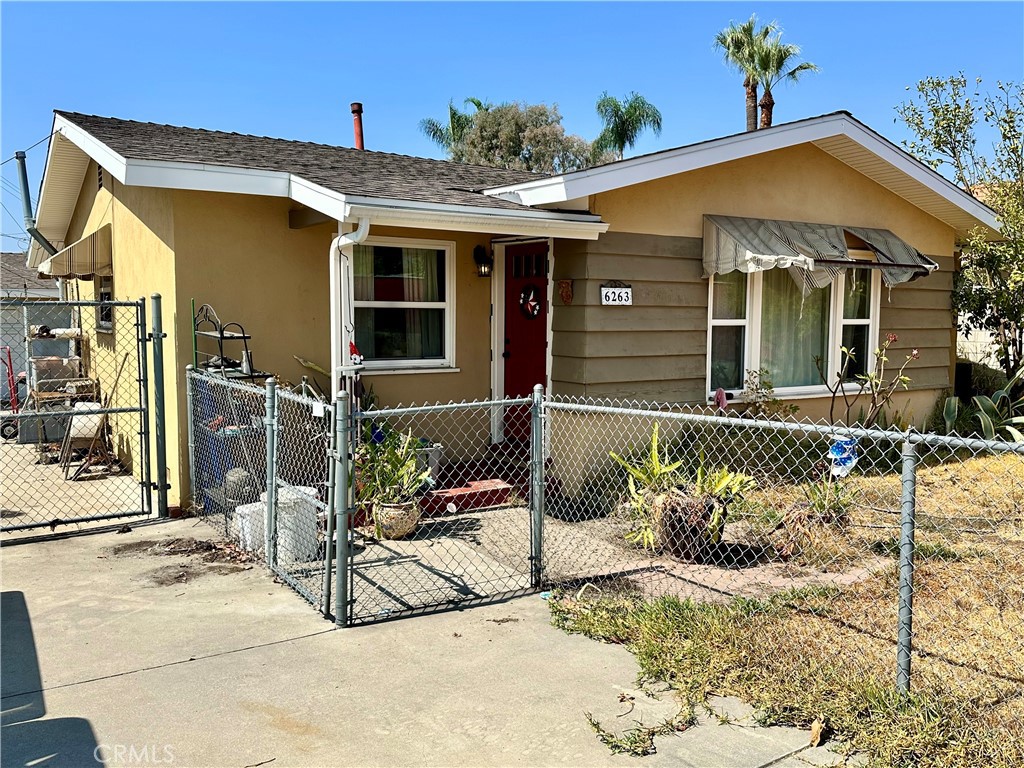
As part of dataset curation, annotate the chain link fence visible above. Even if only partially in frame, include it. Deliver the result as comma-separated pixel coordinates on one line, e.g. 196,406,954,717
542,395,1023,759
2,299,154,532
187,377,1023,728
188,369,334,610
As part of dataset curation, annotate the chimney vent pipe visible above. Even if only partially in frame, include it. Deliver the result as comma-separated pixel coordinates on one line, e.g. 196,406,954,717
351,102,364,150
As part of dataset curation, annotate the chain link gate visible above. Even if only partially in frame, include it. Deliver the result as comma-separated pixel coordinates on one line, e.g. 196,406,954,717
328,389,545,626
1,297,167,534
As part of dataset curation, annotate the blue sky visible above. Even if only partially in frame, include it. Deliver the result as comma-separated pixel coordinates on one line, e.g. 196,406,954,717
2,1,1022,252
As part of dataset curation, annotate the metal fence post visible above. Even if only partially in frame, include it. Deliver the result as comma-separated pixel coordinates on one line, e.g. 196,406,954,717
897,437,919,694
185,365,196,511
530,384,546,589
333,391,351,627
322,401,338,618
136,298,153,518
150,293,169,517
264,377,278,568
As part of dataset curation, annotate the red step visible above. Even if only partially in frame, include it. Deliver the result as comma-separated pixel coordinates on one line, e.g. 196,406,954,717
419,479,513,516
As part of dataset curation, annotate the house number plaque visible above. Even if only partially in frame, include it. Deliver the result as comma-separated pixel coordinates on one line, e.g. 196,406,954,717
600,282,632,306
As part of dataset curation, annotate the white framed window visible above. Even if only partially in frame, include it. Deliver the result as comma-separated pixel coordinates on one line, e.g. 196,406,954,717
96,275,114,332
353,236,456,370
707,257,880,398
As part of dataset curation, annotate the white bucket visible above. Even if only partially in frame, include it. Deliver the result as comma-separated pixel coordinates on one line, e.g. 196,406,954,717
235,501,266,552
260,486,319,564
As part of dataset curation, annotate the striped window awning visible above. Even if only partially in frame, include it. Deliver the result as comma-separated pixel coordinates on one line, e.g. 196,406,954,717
702,215,938,293
39,224,113,279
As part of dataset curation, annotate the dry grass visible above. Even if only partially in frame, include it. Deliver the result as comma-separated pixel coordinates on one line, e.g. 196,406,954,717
551,453,1024,767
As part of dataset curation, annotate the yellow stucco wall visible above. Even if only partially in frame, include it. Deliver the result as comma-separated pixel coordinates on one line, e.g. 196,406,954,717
63,163,179,503
170,193,498,502
593,143,956,257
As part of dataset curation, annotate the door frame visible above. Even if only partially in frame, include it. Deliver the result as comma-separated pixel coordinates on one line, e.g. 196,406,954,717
490,237,554,443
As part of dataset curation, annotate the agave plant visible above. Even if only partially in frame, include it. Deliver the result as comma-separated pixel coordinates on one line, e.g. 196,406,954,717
943,367,1024,442
695,466,756,544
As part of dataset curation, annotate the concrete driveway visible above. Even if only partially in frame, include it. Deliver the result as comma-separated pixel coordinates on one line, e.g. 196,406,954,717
1,519,853,768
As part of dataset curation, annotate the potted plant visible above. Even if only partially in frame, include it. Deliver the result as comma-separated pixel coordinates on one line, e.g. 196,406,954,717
356,427,433,539
610,425,754,563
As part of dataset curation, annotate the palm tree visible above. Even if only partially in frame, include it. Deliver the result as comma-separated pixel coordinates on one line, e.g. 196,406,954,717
755,34,818,128
593,92,663,161
714,15,777,132
419,97,489,155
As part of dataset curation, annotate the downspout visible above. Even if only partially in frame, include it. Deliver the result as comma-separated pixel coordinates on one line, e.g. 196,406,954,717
15,151,58,257
329,216,370,397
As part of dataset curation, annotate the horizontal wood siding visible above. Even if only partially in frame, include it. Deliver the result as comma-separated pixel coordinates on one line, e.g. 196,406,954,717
879,264,955,392
551,232,707,401
551,231,955,402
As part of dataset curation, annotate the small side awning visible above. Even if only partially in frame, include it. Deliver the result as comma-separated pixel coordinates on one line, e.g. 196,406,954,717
703,215,938,293
38,224,113,279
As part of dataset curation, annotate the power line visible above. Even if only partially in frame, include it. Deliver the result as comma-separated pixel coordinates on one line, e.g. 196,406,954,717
0,131,56,166
1,178,26,203
1,202,27,234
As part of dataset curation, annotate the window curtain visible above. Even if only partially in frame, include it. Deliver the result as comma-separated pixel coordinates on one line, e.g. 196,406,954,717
760,268,831,388
403,248,440,358
353,245,375,355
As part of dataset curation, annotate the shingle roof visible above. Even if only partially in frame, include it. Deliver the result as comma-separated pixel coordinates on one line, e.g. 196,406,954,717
55,111,547,212
1,252,59,296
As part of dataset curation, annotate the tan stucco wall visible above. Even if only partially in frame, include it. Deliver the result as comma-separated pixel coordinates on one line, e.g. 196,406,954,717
593,143,956,256
170,194,498,501
63,163,178,502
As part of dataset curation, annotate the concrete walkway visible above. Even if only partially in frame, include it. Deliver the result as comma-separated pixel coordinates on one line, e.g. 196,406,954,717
1,520,859,767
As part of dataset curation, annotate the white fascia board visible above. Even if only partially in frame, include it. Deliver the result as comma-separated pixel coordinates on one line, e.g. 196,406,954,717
54,114,128,181
343,193,603,224
124,159,291,197
345,200,608,240
289,175,347,221
483,116,850,205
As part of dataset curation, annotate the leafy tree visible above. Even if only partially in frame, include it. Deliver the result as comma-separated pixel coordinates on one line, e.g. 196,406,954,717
419,97,489,156
714,14,777,132
897,75,1024,380
593,92,663,161
753,31,818,128
459,102,606,174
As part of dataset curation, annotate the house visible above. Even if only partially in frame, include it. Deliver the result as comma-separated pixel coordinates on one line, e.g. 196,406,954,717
1,251,61,406
23,109,999,508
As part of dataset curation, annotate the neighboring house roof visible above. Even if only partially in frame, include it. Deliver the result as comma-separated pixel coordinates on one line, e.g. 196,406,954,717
1,251,59,298
483,111,1001,239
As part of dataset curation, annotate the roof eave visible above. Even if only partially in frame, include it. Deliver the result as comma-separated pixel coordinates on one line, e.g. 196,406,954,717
482,113,1001,237
30,119,608,261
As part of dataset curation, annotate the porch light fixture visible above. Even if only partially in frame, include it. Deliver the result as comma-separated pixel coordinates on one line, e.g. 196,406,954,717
473,245,494,277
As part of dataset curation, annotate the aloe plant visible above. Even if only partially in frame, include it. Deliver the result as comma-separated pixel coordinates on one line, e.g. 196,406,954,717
610,422,683,494
356,427,433,506
610,426,756,557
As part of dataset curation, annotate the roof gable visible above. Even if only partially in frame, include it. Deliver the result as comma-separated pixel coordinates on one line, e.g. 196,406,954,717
482,112,999,238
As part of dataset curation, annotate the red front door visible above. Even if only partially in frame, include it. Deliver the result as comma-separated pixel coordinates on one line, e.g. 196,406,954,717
503,242,548,438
